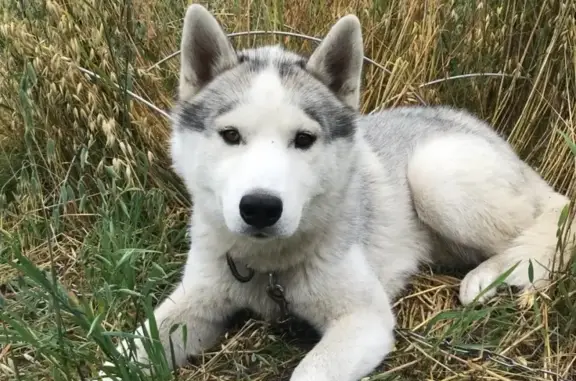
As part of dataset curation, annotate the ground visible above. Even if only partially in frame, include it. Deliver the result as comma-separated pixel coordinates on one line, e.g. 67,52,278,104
1,0,576,380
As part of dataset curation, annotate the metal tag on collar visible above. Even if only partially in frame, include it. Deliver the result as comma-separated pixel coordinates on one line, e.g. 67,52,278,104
266,272,290,322
226,252,255,283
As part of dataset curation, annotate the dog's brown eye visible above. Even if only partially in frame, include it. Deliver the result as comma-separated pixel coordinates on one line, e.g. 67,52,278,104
219,128,241,145
294,132,316,150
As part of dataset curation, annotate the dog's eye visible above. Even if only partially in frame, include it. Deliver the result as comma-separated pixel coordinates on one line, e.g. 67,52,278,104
294,132,317,150
219,128,241,145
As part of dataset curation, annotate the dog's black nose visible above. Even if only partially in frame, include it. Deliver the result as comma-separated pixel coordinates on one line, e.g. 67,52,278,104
239,193,283,229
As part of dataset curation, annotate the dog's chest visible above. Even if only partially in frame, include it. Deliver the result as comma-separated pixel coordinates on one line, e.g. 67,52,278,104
227,271,302,322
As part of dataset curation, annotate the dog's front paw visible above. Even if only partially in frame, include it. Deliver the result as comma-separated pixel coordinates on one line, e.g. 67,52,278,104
95,363,120,381
94,339,150,381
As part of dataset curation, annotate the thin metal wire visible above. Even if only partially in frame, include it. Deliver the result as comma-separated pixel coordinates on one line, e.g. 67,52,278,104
146,30,428,106
419,72,527,88
368,72,527,114
146,30,387,73
70,30,430,118
64,59,174,121
396,328,571,381
70,32,523,127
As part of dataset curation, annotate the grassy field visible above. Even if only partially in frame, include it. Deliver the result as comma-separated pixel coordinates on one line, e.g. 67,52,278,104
1,0,576,380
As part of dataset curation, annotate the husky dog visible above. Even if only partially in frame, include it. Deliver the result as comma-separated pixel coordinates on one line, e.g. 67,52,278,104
99,4,574,381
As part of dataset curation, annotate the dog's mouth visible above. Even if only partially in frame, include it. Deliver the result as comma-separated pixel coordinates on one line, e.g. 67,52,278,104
237,221,296,240
241,227,278,240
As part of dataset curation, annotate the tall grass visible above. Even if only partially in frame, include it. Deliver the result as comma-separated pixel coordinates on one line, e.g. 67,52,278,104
1,0,575,380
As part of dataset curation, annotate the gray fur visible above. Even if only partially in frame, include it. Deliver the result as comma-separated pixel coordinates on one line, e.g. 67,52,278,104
175,44,357,141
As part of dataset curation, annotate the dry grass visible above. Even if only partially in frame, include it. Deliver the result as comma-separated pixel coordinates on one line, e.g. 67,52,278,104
1,0,576,380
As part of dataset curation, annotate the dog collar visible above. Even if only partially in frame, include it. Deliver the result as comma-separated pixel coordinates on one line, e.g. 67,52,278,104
226,252,290,322
226,252,254,282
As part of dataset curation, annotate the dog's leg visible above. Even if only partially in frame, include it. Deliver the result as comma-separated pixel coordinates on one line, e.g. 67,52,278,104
290,310,394,381
98,257,235,379
288,248,396,381
408,133,574,305
458,192,571,304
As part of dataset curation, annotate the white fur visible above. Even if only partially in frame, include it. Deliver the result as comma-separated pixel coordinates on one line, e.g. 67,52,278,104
248,65,287,104
97,4,575,381
407,134,568,304
211,68,324,237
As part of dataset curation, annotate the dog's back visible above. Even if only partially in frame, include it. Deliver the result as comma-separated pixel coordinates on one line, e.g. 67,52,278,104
360,106,535,183
353,105,563,287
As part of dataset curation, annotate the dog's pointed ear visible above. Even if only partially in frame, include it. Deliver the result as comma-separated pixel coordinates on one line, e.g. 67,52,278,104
179,4,238,99
306,15,363,110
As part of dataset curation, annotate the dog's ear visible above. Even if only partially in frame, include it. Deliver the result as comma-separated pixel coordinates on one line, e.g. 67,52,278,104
306,15,363,110
179,4,238,100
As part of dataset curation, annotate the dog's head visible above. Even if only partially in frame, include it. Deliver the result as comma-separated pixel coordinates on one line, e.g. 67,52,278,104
171,4,363,240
